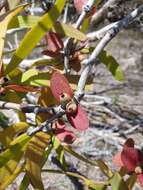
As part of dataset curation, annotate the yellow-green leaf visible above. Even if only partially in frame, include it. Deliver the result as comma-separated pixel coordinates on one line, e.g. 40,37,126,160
0,4,28,76
0,134,30,168
110,172,129,190
0,122,29,147
64,145,96,165
19,174,30,190
126,173,137,190
87,181,107,190
36,87,56,124
96,159,113,178
98,50,124,81
0,134,30,189
23,72,51,87
0,161,24,189
5,0,66,75
25,132,51,190
0,4,28,60
52,22,86,41
8,16,86,41
81,18,90,33
52,136,67,168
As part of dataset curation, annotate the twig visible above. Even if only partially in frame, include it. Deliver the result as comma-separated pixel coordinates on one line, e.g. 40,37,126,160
87,21,119,40
27,105,65,136
122,125,139,135
0,100,66,136
63,2,69,24
0,101,21,110
91,0,121,26
75,4,143,100
84,94,112,104
63,0,96,73
0,101,54,114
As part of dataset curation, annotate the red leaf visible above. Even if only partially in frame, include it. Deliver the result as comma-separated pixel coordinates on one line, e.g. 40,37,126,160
121,148,143,172
124,138,135,148
50,71,73,102
5,85,40,92
55,128,76,144
112,151,123,167
54,120,76,144
54,120,66,129
43,32,63,57
138,173,143,186
42,50,60,57
67,104,89,131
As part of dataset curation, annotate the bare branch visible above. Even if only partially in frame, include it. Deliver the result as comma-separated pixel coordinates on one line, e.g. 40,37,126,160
27,105,65,136
87,21,119,40
75,4,143,100
63,0,96,73
0,101,54,114
91,0,121,26
0,101,21,111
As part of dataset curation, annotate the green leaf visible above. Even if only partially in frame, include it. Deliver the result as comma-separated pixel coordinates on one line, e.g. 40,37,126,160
95,0,102,6
0,122,29,147
110,172,129,190
126,173,137,190
64,145,96,165
8,15,40,29
0,4,28,76
19,68,51,87
0,134,31,168
87,181,107,190
5,0,66,75
96,159,113,178
42,168,106,190
20,141,53,190
0,164,24,189
25,132,51,190
52,136,67,169
8,16,86,41
42,169,88,181
0,134,30,189
0,4,28,60
30,58,59,68
23,72,51,87
52,22,86,41
98,50,124,81
19,174,30,190
81,18,90,32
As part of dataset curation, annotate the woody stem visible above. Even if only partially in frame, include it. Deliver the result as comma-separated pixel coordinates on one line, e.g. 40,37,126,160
75,4,143,100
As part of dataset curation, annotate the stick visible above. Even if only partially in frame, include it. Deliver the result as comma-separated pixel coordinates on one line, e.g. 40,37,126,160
75,4,143,100
63,0,96,73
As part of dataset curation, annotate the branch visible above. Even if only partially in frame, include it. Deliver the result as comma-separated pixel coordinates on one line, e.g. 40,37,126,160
63,0,96,73
87,21,119,40
0,101,54,114
91,0,121,26
0,101,21,111
0,100,66,136
75,4,143,100
27,105,65,136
